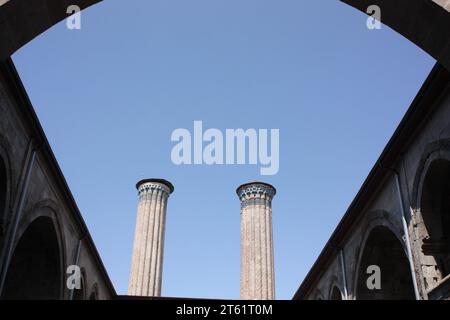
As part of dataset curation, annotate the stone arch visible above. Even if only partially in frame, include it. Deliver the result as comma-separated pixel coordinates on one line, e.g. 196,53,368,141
18,199,68,272
330,285,343,300
412,139,450,288
351,211,404,294
341,1,450,71
1,213,64,299
354,223,415,300
413,139,450,205
0,0,102,59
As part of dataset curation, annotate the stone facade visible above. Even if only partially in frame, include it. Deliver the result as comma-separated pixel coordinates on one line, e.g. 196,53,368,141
237,182,276,300
1,0,449,301
293,64,450,300
128,179,173,297
0,59,115,299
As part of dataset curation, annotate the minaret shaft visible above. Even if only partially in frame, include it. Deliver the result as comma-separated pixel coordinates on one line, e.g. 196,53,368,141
237,182,276,300
128,179,173,297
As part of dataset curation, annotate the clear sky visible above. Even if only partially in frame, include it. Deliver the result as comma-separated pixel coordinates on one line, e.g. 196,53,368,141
12,0,434,299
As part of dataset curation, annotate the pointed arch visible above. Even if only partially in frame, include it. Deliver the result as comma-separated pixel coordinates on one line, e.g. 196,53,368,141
1,216,63,299
355,225,415,299
413,139,450,288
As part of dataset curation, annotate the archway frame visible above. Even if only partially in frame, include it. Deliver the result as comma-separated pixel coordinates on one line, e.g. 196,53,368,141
5,199,67,299
352,211,408,299
412,138,450,209
412,138,450,291
328,276,344,300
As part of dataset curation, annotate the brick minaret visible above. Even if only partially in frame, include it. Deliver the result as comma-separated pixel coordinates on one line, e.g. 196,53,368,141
128,179,174,296
237,182,276,300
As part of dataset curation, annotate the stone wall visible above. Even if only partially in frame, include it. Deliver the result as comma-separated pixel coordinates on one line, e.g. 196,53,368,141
0,59,115,300
296,64,450,300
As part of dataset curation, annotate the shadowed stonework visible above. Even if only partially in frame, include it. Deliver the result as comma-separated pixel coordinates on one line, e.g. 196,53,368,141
0,0,449,301
341,0,450,71
0,0,102,60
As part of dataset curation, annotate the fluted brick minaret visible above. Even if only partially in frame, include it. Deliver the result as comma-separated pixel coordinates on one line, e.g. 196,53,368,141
128,179,174,297
237,182,276,300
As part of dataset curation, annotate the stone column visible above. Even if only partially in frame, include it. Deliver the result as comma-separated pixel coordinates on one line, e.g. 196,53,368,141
128,179,174,297
237,182,276,300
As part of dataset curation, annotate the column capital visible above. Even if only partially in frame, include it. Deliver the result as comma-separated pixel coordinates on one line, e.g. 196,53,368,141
236,181,276,201
136,179,174,196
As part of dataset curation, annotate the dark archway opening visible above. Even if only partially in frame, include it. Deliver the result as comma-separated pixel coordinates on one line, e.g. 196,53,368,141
330,286,342,300
356,226,415,300
1,217,62,299
420,160,450,281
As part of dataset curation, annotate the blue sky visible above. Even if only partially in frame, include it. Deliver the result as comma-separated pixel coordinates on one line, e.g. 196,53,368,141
12,0,434,299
